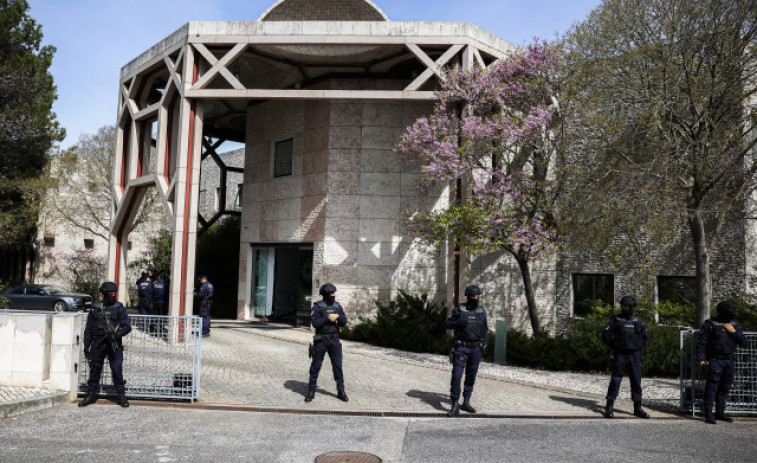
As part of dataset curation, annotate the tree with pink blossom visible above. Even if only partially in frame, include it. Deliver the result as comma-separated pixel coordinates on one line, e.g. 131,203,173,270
397,40,570,335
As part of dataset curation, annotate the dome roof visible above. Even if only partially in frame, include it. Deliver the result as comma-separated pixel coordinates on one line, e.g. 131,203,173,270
259,0,389,21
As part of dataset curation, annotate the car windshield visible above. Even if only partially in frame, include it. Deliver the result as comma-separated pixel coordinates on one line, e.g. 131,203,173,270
40,285,68,295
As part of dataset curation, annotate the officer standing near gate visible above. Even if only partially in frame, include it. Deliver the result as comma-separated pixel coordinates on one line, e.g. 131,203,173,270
305,283,348,403
194,274,213,337
601,295,650,419
79,282,132,408
445,284,488,417
696,300,747,424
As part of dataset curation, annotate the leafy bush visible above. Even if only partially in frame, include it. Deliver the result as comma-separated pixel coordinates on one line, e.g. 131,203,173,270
340,291,454,354
718,292,757,331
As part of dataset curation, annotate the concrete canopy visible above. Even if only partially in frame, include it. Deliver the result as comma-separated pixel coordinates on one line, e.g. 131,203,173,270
109,4,514,320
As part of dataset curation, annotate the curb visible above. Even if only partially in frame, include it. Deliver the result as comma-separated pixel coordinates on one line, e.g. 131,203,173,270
1,392,70,420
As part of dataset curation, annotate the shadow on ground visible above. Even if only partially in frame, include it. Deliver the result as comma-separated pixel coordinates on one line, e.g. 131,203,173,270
284,380,342,400
549,395,604,415
406,389,449,411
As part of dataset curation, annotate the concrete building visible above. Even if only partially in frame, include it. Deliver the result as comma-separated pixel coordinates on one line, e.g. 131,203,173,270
108,0,755,333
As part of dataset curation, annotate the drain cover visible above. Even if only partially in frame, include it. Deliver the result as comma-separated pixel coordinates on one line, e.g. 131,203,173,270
314,451,382,463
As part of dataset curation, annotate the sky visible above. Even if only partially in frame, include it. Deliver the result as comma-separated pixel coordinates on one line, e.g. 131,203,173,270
27,0,602,149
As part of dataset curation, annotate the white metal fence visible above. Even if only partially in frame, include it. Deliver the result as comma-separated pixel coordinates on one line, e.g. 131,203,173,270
680,329,757,416
78,315,202,403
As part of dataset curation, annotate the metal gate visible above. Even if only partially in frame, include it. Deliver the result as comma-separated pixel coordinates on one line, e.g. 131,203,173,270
78,315,202,402
680,329,757,416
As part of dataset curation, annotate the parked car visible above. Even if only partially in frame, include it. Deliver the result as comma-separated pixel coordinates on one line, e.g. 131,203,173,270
2,285,93,312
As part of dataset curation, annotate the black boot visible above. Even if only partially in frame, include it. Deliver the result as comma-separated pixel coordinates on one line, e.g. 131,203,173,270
337,390,349,402
460,397,477,414
704,406,716,424
78,392,97,407
304,390,315,402
447,401,460,417
116,392,129,408
633,402,649,419
715,404,734,423
603,400,614,419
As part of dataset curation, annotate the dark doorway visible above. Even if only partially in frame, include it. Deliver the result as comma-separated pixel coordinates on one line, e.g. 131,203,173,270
270,246,313,326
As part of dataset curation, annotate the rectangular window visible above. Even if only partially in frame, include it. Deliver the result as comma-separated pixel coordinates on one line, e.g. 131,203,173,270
214,187,221,211
43,234,55,247
84,238,94,249
658,276,696,304
572,273,614,317
234,184,243,208
273,138,293,178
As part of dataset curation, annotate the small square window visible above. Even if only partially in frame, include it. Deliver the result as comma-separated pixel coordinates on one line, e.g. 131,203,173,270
128,241,133,251
84,238,94,249
44,235,55,247
273,138,293,178
572,273,614,317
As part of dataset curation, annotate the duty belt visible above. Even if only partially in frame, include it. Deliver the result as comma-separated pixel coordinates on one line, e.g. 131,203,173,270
314,334,339,341
456,341,483,348
711,354,734,361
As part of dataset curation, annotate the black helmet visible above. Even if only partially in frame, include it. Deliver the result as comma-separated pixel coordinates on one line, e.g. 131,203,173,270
100,281,118,293
464,285,482,297
319,283,337,296
716,300,739,318
619,295,637,308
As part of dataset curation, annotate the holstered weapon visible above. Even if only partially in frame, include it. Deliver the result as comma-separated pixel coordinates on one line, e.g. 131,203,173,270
448,347,455,364
308,343,314,359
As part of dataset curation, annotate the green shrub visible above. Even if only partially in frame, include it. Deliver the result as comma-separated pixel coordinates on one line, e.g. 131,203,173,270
718,292,757,331
340,291,453,354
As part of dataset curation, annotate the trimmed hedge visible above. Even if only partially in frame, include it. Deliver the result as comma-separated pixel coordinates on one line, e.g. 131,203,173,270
340,290,454,354
341,292,757,379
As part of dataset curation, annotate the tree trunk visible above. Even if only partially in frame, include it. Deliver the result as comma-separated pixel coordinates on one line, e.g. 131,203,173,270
689,213,712,328
515,252,542,335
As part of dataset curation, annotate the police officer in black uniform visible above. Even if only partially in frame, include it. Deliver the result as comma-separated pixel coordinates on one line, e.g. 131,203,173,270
696,300,747,424
79,282,132,408
445,284,488,417
194,274,213,337
305,283,348,403
601,295,650,419
152,274,167,316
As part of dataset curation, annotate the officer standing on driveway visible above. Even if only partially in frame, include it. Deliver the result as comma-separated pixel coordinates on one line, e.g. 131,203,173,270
445,284,488,417
601,295,650,419
305,283,348,403
194,274,213,337
696,300,747,424
79,282,132,408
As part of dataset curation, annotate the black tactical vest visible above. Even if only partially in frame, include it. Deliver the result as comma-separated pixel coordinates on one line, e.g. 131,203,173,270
90,302,123,339
613,315,644,351
456,305,487,342
705,320,738,357
315,301,342,336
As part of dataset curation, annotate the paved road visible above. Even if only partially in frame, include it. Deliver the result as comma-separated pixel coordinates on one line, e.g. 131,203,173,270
1,405,755,463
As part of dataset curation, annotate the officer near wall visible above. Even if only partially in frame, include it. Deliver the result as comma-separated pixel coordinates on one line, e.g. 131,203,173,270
445,284,488,417
601,295,650,419
696,300,747,424
194,274,213,337
305,283,348,403
79,281,132,408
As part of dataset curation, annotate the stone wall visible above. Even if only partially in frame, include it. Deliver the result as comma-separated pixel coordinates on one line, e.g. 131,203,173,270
239,91,446,322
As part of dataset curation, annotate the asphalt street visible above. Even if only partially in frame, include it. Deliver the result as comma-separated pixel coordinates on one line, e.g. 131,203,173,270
1,405,756,463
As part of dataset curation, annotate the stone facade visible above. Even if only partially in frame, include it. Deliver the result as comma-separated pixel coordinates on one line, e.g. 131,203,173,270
198,149,245,219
